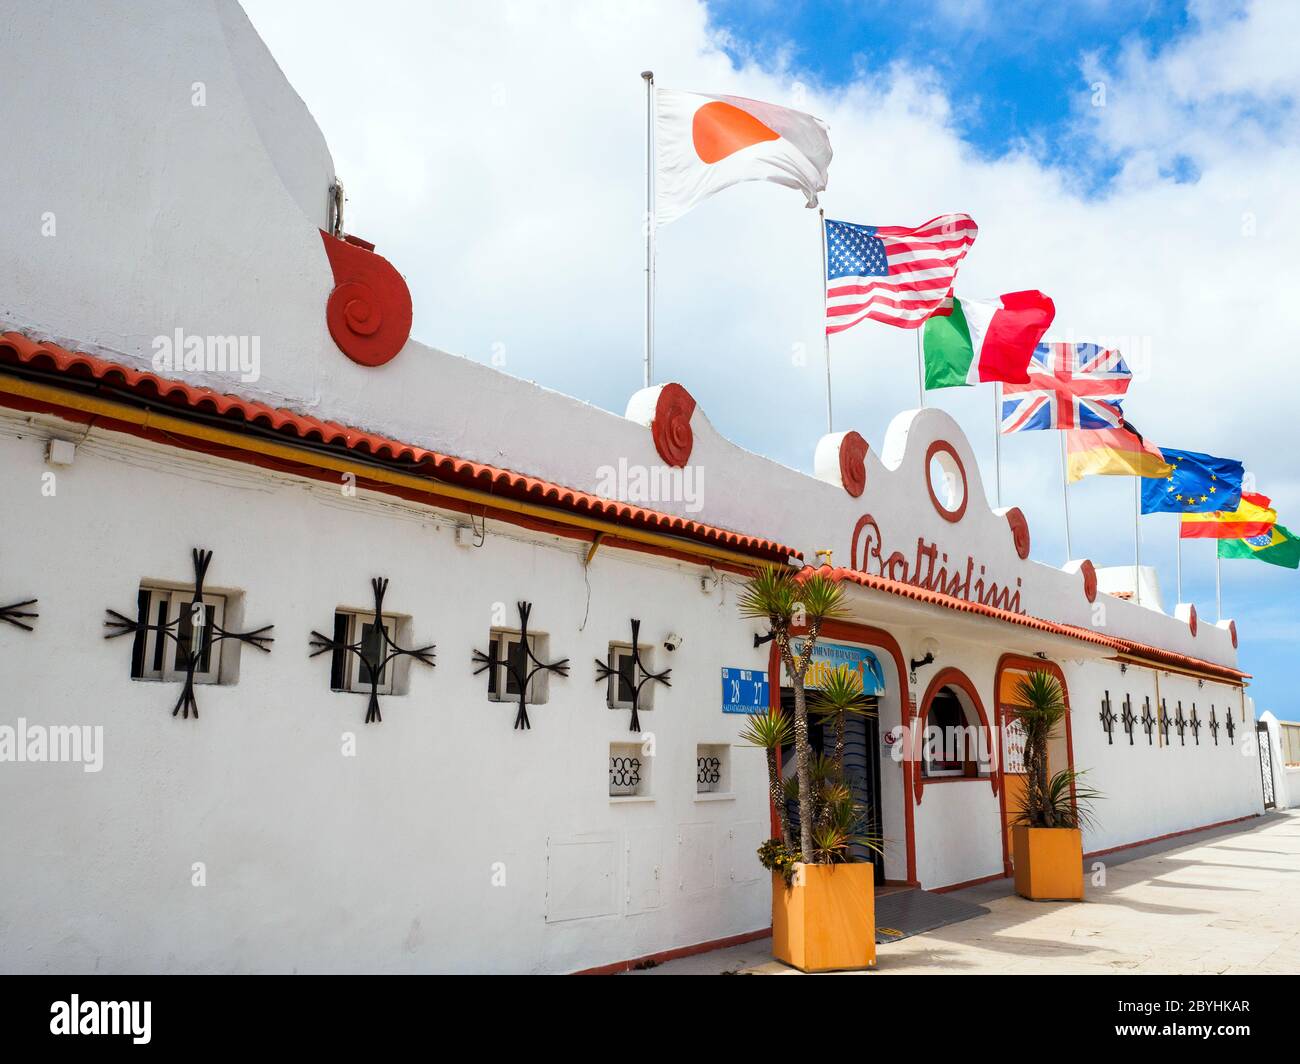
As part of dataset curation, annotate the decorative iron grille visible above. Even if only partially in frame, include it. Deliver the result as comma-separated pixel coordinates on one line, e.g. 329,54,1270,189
0,596,38,632
609,755,642,793
104,549,273,719
1120,694,1136,745
697,756,721,787
473,601,569,730
1139,697,1156,746
1099,691,1117,744
1257,722,1276,809
309,577,435,723
594,618,672,732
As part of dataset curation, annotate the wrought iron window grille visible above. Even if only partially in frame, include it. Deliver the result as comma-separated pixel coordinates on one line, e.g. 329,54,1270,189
595,619,672,732
310,577,435,723
1099,690,1117,745
1120,694,1137,745
697,756,721,786
473,601,568,730
1226,710,1236,744
1139,696,1156,746
1174,701,1187,746
1209,706,1220,746
609,755,642,792
1158,699,1170,745
105,548,273,719
0,595,38,632
1189,704,1201,745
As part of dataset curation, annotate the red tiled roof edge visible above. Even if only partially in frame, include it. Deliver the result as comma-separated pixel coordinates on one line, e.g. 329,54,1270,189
0,331,800,563
814,566,1249,683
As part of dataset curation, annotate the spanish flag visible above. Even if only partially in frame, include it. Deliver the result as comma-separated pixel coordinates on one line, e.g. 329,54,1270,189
1065,421,1171,483
1180,492,1277,539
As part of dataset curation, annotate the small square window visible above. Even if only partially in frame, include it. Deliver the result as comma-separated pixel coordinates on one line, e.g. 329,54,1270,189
610,741,651,799
328,611,399,695
605,642,656,712
696,744,731,796
131,586,226,685
484,629,548,704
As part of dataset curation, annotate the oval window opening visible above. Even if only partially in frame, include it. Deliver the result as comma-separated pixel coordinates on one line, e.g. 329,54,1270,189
928,448,965,517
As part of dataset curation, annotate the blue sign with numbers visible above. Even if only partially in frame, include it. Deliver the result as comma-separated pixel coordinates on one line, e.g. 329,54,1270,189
721,668,768,714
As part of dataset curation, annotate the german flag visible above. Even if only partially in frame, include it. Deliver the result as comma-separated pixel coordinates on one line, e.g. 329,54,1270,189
1180,492,1277,539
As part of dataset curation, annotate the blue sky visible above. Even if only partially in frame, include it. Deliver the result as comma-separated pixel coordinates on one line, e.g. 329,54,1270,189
709,0,1194,170
705,0,1296,721
245,0,1299,722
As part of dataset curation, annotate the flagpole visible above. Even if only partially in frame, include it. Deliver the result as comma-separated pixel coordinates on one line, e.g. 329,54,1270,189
641,70,655,389
992,383,1002,507
1059,432,1073,560
1176,523,1183,602
1216,549,1222,621
915,329,925,408
820,208,832,434
1133,474,1141,606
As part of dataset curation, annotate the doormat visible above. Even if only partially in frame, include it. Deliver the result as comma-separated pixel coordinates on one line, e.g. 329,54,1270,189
875,889,988,944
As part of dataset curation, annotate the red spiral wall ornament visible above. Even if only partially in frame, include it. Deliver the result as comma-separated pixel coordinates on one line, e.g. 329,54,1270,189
1188,603,1198,637
1080,559,1098,603
651,383,696,468
839,431,869,498
320,230,413,367
1228,619,1238,648
1005,507,1031,559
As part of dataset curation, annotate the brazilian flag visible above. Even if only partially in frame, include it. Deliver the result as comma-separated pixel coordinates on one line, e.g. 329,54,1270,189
1218,523,1300,569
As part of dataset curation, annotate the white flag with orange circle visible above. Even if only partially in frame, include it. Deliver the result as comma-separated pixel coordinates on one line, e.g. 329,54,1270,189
654,89,832,226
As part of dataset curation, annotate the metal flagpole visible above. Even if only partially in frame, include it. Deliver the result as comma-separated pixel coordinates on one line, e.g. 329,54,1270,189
1176,524,1183,603
915,329,925,408
820,209,832,434
641,70,655,389
1133,475,1142,606
992,383,1002,508
1059,432,1073,560
1216,549,1222,620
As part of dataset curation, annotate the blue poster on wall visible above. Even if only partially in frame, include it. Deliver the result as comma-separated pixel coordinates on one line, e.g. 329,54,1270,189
790,640,886,694
721,668,768,714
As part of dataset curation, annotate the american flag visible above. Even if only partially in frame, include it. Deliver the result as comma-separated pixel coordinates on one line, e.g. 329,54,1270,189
1001,342,1132,433
824,214,978,333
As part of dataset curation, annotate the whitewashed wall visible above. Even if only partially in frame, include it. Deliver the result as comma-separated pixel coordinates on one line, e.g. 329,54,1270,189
1064,660,1262,856
0,419,776,974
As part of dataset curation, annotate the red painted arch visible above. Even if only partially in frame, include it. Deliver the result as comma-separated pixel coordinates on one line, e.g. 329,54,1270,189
914,667,996,806
992,654,1076,877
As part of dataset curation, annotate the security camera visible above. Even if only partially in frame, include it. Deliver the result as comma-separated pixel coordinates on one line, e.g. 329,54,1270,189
663,633,683,652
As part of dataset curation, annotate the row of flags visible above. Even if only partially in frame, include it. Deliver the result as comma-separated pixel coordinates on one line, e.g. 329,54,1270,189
646,81,1298,574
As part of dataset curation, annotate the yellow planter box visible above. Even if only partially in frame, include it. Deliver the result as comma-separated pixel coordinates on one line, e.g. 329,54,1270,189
772,862,875,972
1012,825,1084,901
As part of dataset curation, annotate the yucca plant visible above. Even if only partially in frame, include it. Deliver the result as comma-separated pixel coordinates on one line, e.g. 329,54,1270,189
738,566,848,863
738,706,794,849
1007,670,1102,829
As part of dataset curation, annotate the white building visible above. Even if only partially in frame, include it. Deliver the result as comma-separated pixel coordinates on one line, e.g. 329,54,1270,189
0,1,1269,974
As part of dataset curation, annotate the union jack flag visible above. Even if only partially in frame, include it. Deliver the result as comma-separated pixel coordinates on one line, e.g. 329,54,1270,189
1000,342,1131,433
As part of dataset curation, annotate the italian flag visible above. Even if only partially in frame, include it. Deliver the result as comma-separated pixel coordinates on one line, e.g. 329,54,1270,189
923,290,1055,389
1218,522,1300,569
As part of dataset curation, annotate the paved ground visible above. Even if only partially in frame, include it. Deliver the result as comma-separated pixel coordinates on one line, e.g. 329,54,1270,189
629,810,1300,975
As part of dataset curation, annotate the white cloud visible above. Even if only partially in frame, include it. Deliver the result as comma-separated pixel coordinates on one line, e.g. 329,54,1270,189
240,0,1299,626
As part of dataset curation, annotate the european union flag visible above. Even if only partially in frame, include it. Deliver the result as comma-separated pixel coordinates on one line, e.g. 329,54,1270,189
1141,447,1244,515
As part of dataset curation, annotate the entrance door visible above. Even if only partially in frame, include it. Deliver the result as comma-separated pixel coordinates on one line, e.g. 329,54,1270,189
779,687,886,884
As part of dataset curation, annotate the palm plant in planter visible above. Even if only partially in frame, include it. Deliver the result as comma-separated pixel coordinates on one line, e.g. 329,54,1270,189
738,568,879,971
1007,670,1102,901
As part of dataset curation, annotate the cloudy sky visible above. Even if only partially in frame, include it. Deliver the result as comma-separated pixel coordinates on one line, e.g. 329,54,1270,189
241,0,1300,719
